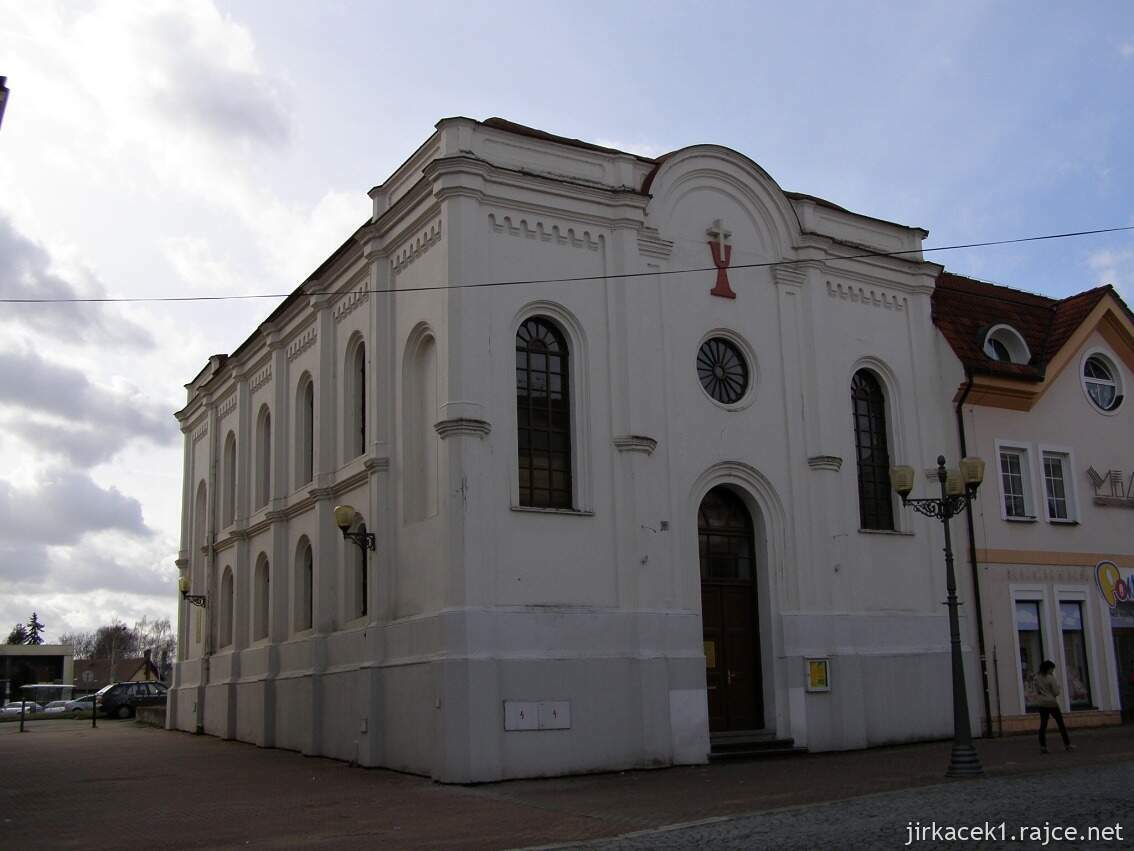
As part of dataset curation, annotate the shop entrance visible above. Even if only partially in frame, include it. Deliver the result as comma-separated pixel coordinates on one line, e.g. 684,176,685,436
699,486,763,732
1113,602,1134,723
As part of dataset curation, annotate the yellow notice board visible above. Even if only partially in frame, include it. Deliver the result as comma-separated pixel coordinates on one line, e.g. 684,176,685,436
806,658,831,692
703,641,717,669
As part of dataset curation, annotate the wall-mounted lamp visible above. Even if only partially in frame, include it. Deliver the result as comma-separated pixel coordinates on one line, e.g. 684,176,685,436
334,505,375,551
178,575,208,608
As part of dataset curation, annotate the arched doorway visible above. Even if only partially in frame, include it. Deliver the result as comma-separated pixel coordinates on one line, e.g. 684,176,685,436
699,486,763,731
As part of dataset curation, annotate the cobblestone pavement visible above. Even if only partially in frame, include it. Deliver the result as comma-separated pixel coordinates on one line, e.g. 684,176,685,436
554,762,1133,850
2,719,1132,849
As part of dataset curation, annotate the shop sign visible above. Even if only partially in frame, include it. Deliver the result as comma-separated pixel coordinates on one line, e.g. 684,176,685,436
805,658,831,692
1087,467,1134,508
1096,560,1134,609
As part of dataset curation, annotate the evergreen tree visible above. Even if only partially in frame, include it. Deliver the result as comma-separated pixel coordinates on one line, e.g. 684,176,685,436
5,623,28,644
25,612,46,645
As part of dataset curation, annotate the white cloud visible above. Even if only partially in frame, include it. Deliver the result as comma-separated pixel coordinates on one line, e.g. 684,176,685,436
1121,40,1134,58
1087,247,1134,301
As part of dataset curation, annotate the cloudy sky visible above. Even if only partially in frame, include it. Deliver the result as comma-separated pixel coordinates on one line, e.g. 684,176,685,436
1,1,1132,640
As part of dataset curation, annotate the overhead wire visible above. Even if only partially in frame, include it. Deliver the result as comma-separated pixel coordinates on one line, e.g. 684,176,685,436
2,224,1132,305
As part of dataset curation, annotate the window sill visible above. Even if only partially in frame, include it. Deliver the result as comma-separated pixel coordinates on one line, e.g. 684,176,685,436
511,505,595,517
1047,518,1079,526
857,528,914,537
1004,516,1038,523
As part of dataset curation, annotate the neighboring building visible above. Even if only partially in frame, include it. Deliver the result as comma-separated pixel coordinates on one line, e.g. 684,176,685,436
934,273,1134,733
171,116,991,782
74,650,166,692
0,644,74,703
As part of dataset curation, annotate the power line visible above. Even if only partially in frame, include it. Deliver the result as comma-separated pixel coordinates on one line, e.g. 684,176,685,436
4,224,1133,305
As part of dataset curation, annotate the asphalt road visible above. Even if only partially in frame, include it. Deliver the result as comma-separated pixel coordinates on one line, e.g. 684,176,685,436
563,762,1133,850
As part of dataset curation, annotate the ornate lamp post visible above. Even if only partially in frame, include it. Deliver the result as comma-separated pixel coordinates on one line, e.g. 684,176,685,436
890,455,986,778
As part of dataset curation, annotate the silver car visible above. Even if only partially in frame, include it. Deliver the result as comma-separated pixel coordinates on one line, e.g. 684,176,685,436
1,700,42,716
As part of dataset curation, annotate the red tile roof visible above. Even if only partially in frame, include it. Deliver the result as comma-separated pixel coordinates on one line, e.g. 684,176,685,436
933,272,1127,379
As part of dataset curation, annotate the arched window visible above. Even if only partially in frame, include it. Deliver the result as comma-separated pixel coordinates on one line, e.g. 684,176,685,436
194,480,208,555
347,517,368,620
296,376,314,487
516,317,572,509
222,432,236,527
851,370,894,531
256,405,271,509
982,325,1031,365
348,338,366,459
295,538,313,632
402,329,438,522
219,566,234,648
253,555,270,641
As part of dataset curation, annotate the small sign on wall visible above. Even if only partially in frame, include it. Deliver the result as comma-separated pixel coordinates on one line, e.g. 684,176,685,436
806,658,831,693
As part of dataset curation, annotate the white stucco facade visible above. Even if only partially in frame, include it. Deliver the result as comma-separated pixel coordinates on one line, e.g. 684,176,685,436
934,277,1134,733
170,117,986,782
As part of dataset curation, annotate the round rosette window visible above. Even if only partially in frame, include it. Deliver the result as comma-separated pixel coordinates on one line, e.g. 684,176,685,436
697,337,749,404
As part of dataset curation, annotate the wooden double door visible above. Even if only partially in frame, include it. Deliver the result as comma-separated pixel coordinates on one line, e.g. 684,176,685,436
699,486,764,732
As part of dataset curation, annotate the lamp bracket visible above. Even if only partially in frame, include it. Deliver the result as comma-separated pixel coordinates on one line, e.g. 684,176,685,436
343,530,376,552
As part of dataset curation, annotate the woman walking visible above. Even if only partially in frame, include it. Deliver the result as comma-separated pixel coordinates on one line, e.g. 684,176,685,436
1034,660,1074,753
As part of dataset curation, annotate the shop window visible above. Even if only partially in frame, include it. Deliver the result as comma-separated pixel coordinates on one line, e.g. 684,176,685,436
1016,600,1043,710
1060,601,1092,708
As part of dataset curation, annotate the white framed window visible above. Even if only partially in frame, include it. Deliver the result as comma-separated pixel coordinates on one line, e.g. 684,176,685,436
995,440,1035,521
1039,447,1077,523
1081,350,1124,413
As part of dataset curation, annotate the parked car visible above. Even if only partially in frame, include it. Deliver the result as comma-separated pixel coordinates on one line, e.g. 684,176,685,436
95,682,168,719
65,695,95,713
42,700,71,714
1,700,42,716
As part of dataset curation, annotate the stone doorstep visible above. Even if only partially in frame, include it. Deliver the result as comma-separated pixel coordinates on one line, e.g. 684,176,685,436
996,709,1120,735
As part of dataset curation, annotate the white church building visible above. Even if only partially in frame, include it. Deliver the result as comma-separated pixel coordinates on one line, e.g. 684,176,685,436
170,117,982,782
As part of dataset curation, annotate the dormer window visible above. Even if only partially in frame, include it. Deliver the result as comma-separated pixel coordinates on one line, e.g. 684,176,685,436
982,325,1030,365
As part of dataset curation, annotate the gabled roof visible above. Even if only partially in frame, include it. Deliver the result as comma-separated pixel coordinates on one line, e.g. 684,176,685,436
933,271,1134,409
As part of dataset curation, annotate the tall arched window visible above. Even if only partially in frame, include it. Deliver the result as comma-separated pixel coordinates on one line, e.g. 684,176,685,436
219,566,234,648
347,517,368,620
348,338,366,459
516,318,572,509
295,538,313,632
851,369,894,531
256,405,271,509
253,555,270,641
402,328,438,522
222,431,236,527
194,480,208,555
296,376,314,487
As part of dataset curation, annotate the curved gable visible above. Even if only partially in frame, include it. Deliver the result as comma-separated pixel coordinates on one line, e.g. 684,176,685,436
643,145,802,263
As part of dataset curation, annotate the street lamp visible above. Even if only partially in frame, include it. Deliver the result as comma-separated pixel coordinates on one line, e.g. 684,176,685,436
178,575,208,608
891,454,986,778
334,505,375,551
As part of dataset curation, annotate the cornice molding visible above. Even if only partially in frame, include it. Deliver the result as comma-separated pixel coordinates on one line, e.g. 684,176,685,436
434,418,492,439
826,279,908,312
488,212,604,251
613,434,658,455
250,364,272,394
287,326,318,362
807,455,843,472
391,219,442,276
363,455,391,471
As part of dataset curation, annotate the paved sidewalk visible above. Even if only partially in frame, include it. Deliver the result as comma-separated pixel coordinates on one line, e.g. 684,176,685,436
2,719,1132,849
